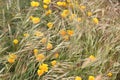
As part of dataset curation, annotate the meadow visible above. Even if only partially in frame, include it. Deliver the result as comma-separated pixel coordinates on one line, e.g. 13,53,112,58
0,0,120,80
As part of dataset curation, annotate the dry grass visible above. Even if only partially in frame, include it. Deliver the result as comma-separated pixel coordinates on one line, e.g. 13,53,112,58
0,0,120,80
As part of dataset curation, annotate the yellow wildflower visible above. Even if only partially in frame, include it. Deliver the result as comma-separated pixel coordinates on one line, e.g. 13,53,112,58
93,18,99,24
43,0,51,5
61,13,67,18
88,76,95,80
77,17,82,22
33,49,38,55
59,29,66,36
57,2,63,6
89,55,96,61
107,72,112,77
8,53,17,63
34,31,44,37
62,2,67,7
32,17,40,24
40,38,47,44
75,76,82,80
9,54,17,59
43,4,48,9
69,14,76,21
36,54,45,61
13,39,19,44
47,22,53,29
57,2,67,7
61,10,69,18
39,63,48,72
67,30,74,36
87,12,92,17
80,5,86,10
47,43,53,50
23,33,29,37
8,58,15,63
51,60,57,66
37,69,44,76
63,10,69,14
31,1,39,7
45,10,52,16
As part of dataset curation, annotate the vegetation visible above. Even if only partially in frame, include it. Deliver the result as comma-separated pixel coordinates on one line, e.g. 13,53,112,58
0,0,120,80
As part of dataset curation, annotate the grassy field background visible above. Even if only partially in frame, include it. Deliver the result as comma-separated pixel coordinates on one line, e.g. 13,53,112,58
0,0,120,80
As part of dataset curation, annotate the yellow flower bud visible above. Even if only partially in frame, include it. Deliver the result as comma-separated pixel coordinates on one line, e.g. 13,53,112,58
43,0,51,5
45,10,52,16
32,17,40,24
88,76,95,80
40,38,47,44
75,76,82,80
67,30,74,36
31,1,39,7
93,18,99,24
47,43,53,50
47,22,53,29
8,58,15,63
13,39,19,44
37,69,44,76
51,60,57,66
87,12,92,17
43,4,48,9
107,72,112,77
89,55,96,61
36,54,45,61
39,63,48,72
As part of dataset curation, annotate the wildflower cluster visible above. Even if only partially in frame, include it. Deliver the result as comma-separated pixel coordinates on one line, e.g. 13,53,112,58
0,0,118,80
37,63,48,76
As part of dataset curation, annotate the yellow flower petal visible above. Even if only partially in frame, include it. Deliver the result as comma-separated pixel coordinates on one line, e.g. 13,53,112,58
40,38,47,44
61,10,69,18
9,53,17,59
47,22,53,29
13,39,19,44
75,76,82,80
89,55,96,61
23,33,29,37
33,49,39,55
87,12,92,17
32,17,40,24
51,60,57,66
107,72,112,77
34,31,44,37
36,54,45,61
31,1,39,7
93,18,99,24
8,58,15,63
80,5,86,10
88,76,95,80
37,69,44,76
45,10,52,16
43,4,48,9
47,43,53,50
59,29,66,36
39,63,48,72
67,30,74,36
43,0,51,5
